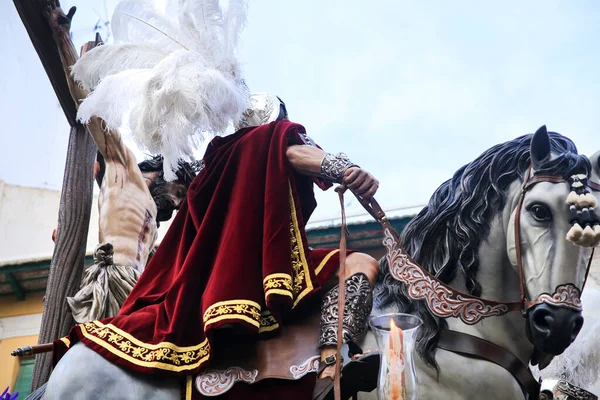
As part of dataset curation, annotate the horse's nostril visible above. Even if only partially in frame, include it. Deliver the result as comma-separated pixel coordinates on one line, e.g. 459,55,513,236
532,308,554,334
571,316,584,341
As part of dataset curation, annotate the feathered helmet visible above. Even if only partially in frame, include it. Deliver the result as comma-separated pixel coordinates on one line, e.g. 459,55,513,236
72,0,250,180
235,92,287,130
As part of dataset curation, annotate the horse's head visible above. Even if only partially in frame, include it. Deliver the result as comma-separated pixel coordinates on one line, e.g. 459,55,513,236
506,126,598,362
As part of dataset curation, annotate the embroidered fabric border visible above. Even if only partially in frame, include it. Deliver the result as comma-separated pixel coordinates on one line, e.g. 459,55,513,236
203,299,262,329
263,273,294,300
185,375,193,400
203,299,280,334
59,337,71,348
288,182,314,308
259,310,280,333
315,249,340,275
78,320,210,372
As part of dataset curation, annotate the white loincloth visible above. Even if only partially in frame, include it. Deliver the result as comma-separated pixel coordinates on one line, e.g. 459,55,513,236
67,243,141,323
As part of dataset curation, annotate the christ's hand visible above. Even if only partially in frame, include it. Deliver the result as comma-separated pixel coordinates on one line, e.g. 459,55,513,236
43,0,76,37
42,0,89,108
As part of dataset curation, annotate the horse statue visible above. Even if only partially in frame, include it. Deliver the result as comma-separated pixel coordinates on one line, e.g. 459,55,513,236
357,126,600,399
38,126,599,400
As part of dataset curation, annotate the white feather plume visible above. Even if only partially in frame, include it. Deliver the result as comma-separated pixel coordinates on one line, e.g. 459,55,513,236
532,288,600,390
112,0,190,51
77,69,152,131
73,0,249,180
72,43,168,91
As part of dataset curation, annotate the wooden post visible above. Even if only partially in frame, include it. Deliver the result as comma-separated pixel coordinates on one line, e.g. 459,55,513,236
11,0,100,389
30,124,96,389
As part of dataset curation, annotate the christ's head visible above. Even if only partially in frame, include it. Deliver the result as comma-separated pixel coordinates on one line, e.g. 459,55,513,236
138,156,199,223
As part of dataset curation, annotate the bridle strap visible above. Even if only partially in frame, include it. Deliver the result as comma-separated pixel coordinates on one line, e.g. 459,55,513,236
333,187,348,400
588,180,600,192
514,170,571,311
582,247,595,293
514,167,531,311
517,170,597,312
523,174,566,189
437,330,540,399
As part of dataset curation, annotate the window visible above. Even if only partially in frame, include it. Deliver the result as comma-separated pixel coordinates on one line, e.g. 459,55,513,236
13,357,35,397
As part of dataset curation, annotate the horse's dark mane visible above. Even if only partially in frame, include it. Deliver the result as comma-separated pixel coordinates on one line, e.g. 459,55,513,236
375,132,591,370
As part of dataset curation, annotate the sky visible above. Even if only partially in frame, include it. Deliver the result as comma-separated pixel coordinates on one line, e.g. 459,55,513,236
1,0,599,222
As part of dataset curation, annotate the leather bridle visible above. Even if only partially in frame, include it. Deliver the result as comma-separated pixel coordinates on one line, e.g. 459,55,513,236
514,167,594,314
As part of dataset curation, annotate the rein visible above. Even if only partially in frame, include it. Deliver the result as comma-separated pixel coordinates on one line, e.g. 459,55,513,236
333,187,348,400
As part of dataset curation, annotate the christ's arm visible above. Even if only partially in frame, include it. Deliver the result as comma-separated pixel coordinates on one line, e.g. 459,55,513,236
286,145,379,199
44,2,127,165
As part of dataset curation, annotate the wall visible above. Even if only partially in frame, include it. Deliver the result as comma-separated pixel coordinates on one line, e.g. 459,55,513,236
0,181,98,266
0,292,44,391
0,181,173,267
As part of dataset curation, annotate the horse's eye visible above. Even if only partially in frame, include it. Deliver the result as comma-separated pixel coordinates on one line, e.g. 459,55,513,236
530,204,552,222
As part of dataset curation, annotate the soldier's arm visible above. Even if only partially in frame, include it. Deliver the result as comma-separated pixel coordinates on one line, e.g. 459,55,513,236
286,145,379,199
44,2,125,163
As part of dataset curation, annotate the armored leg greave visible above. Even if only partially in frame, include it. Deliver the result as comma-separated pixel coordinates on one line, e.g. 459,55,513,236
319,272,373,348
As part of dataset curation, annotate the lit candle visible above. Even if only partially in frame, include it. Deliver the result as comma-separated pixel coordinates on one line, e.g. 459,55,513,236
386,318,406,400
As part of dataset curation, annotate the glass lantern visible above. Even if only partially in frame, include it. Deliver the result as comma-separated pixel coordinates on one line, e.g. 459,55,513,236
369,313,422,400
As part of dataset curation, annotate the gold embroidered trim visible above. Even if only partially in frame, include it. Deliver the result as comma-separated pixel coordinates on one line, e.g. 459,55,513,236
78,321,210,372
185,375,193,400
264,273,294,299
59,337,71,348
259,310,280,333
203,299,262,329
315,249,340,275
288,182,314,308
203,299,279,333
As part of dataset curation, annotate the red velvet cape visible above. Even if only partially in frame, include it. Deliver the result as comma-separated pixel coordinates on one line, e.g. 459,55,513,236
55,120,343,380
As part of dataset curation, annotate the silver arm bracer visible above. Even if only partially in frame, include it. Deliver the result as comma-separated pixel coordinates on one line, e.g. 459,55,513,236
319,152,359,184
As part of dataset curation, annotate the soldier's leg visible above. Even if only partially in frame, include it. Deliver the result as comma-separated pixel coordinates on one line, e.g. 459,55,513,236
317,252,378,380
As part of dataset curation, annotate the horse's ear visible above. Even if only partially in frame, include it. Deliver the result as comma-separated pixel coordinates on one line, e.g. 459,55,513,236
530,125,551,170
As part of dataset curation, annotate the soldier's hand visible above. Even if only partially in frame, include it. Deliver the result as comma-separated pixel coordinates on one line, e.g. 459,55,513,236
43,0,76,35
342,167,379,199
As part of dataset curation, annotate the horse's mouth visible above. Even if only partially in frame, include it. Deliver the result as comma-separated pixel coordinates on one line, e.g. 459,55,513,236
530,347,555,370
525,303,584,365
